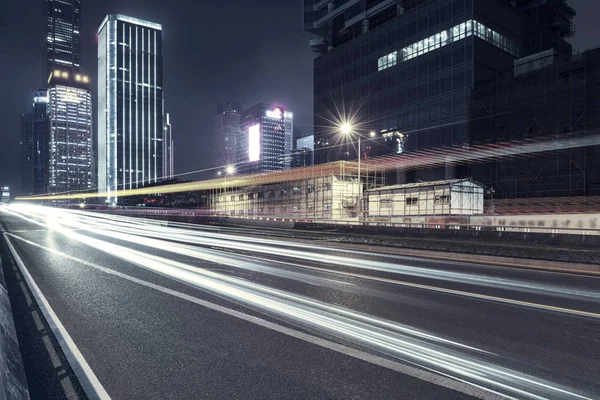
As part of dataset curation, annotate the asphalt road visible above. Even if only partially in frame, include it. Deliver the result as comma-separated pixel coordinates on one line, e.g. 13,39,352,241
1,204,599,400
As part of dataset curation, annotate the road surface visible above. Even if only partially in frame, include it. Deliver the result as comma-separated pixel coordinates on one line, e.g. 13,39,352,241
1,204,599,400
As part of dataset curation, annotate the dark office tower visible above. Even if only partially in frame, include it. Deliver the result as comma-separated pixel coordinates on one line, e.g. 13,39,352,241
20,91,50,196
98,15,164,203
236,104,286,174
304,0,575,179
46,0,82,79
215,102,242,166
19,113,33,196
31,91,50,195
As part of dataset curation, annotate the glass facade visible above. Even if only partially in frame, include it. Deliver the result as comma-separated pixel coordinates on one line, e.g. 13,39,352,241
306,0,579,198
98,15,164,202
215,101,242,166
20,91,50,196
237,104,286,174
47,73,93,194
312,0,522,166
46,0,81,78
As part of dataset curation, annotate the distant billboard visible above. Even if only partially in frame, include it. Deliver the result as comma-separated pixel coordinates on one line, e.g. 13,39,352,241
249,123,260,162
265,108,283,119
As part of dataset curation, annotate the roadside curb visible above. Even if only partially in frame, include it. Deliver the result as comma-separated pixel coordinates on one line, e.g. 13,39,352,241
0,233,30,400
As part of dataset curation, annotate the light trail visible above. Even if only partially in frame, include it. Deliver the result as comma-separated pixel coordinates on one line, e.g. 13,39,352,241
15,134,600,202
2,205,597,399
39,207,600,306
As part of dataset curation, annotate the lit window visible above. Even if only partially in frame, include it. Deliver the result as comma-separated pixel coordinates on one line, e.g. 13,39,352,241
389,19,518,67
377,51,398,71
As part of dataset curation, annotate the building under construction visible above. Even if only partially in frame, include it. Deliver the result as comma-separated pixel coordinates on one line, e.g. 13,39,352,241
468,46,600,200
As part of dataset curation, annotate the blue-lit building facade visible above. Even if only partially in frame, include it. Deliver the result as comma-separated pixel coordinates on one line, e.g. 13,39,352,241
98,15,164,202
305,0,581,197
237,104,286,174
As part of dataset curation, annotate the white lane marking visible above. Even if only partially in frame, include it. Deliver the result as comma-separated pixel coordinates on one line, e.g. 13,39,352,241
6,232,506,400
2,233,111,400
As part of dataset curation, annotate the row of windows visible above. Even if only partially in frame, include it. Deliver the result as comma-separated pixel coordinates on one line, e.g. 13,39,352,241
378,19,518,71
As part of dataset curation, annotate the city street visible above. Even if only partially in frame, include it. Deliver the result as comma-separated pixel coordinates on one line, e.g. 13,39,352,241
1,205,599,400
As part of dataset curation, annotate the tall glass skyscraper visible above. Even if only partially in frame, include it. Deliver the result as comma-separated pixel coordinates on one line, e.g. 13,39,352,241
215,101,242,166
98,15,164,202
46,0,82,79
47,70,93,194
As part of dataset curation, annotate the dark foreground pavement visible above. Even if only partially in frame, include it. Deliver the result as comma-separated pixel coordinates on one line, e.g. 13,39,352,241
1,205,599,400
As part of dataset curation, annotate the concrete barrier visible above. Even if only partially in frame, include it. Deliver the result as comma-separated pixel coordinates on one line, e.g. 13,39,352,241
0,241,30,400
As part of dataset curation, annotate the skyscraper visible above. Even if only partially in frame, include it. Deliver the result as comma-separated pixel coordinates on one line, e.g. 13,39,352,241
215,101,242,166
304,0,577,186
46,0,82,79
237,104,286,174
20,91,50,196
283,111,294,169
47,70,93,194
19,112,33,196
31,91,50,195
98,15,164,202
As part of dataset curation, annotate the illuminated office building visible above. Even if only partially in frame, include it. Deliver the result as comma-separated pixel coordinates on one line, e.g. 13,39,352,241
284,111,294,168
47,70,93,194
237,104,286,174
98,15,164,202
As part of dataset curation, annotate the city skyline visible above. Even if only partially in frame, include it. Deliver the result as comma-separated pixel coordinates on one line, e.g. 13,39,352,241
1,0,598,192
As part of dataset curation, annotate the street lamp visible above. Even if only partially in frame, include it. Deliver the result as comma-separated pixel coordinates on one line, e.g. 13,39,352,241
222,165,236,215
339,122,361,188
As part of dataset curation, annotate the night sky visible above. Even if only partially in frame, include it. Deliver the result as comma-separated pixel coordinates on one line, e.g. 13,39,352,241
0,0,598,192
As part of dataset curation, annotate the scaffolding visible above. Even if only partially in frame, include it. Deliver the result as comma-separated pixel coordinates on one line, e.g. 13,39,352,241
469,46,600,199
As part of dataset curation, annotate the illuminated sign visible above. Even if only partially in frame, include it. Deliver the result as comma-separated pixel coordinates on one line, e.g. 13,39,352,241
284,112,293,119
265,108,283,119
249,123,260,162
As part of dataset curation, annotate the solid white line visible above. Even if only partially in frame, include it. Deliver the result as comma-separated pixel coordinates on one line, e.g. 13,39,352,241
2,233,111,400
6,232,504,400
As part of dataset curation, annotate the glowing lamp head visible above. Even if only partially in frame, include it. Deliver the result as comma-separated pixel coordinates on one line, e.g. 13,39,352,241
226,165,236,175
369,131,376,137
340,123,352,135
